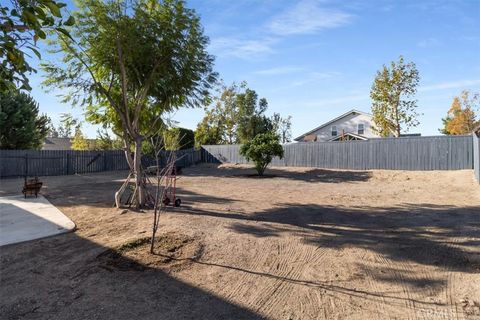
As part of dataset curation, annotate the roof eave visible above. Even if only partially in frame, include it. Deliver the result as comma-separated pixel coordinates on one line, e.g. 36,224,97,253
294,109,372,141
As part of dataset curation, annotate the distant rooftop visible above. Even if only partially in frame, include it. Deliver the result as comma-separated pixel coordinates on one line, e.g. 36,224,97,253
42,137,72,150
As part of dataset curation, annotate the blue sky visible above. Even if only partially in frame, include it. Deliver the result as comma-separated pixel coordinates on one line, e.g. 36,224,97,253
30,0,480,138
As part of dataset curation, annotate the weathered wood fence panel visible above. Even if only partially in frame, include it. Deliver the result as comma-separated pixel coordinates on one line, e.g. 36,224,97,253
0,148,202,178
474,133,480,183
202,135,474,171
0,137,474,178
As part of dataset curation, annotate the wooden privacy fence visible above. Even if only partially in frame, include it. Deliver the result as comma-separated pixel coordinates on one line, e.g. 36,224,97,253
0,136,475,178
201,135,474,171
474,132,480,183
0,148,202,178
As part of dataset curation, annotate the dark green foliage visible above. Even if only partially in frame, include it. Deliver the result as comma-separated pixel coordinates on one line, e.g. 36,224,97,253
240,132,284,176
169,127,195,150
143,127,195,155
0,90,50,149
1,0,74,91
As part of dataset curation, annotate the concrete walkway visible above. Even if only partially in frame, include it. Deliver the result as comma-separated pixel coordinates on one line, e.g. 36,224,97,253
0,195,75,247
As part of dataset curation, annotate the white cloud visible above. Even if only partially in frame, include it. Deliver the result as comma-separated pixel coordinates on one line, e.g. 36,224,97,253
420,79,480,92
209,37,275,59
253,66,305,75
268,0,352,36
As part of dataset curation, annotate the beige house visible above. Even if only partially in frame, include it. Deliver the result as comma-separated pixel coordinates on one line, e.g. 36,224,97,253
294,109,381,142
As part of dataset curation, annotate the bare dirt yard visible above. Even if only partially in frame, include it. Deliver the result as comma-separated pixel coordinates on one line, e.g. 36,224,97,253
1,164,480,320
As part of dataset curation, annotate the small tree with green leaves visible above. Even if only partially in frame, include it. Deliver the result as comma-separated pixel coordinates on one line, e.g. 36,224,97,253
370,56,420,137
240,132,284,176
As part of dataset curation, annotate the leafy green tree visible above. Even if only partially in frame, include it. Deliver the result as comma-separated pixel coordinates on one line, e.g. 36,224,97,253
194,113,222,147
95,128,123,150
71,126,88,150
42,0,216,208
271,113,292,143
0,90,49,149
166,127,194,150
440,90,479,135
57,113,77,138
370,56,420,137
236,89,272,143
144,126,194,154
1,0,74,91
194,82,240,146
195,82,276,146
240,132,284,176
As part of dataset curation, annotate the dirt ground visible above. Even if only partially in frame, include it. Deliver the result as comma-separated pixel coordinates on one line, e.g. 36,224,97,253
1,164,480,320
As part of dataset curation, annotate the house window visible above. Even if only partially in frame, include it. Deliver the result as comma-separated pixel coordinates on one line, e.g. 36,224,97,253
358,124,365,135
331,126,337,136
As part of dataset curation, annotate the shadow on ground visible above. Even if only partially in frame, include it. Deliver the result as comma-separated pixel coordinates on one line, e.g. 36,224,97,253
0,231,262,320
176,202,480,276
182,164,373,183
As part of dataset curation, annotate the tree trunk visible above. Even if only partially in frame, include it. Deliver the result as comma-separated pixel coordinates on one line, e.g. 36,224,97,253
123,135,134,170
133,137,145,208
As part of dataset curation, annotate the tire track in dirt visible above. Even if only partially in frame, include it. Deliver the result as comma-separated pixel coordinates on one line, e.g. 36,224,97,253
256,212,337,319
217,218,333,318
444,233,466,320
358,248,391,320
369,239,420,320
251,235,301,315
257,236,323,318
370,233,464,320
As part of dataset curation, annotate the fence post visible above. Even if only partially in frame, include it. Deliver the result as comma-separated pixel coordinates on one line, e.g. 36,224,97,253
66,153,70,175
24,153,28,178
103,151,107,171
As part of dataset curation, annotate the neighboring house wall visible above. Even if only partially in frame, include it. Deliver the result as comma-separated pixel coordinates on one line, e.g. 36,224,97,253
307,112,378,142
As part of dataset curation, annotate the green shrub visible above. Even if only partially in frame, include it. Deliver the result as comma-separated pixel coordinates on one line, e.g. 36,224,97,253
240,132,284,176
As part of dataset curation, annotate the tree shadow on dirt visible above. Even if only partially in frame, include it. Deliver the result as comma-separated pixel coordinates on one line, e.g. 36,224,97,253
175,188,241,205
43,181,125,208
177,203,480,276
0,231,262,320
182,164,373,183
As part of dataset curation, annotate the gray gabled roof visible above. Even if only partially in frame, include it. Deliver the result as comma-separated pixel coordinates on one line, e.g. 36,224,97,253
294,109,372,141
328,132,368,141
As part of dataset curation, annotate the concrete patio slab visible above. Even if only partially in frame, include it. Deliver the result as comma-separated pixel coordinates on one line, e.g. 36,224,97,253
0,195,75,247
